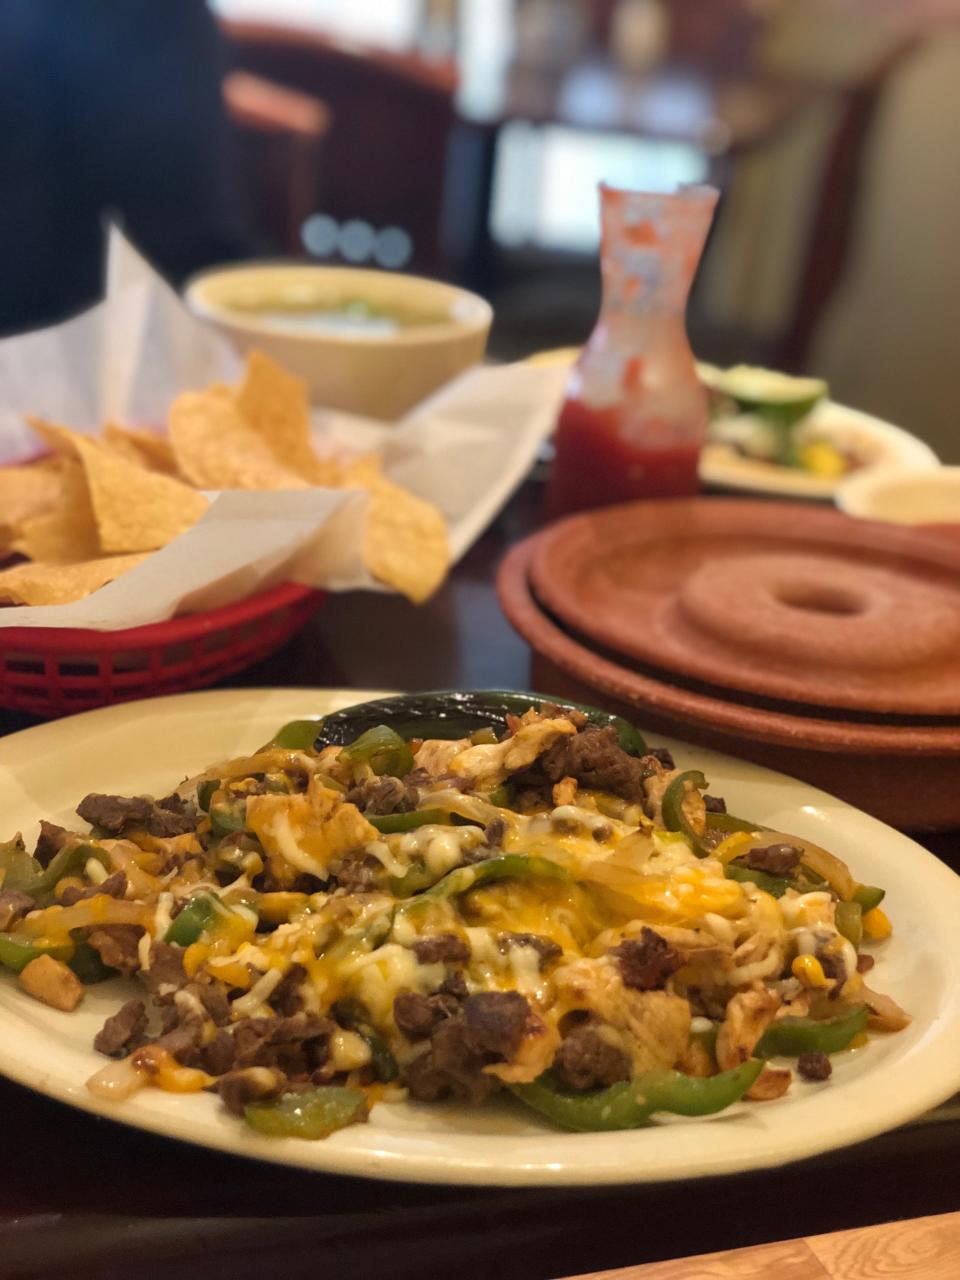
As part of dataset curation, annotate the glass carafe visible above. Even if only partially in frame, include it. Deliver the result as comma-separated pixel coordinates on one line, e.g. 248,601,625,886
547,183,719,518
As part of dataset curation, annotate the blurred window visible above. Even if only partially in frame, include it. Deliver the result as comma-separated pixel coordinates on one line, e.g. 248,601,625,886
209,0,419,49
491,122,708,252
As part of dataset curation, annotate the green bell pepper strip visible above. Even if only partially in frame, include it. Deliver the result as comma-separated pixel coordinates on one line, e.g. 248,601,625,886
0,933,74,974
22,842,110,902
486,782,516,809
705,812,769,837
835,900,863,948
388,863,436,899
661,771,710,858
263,719,323,752
510,1060,763,1132
724,861,793,899
196,779,219,812
0,837,41,893
68,938,116,984
368,808,451,835
209,800,247,837
470,726,499,746
332,998,399,1083
244,1086,368,1139
757,1005,869,1058
399,855,571,912
853,884,885,913
338,725,415,779
690,1023,719,1060
163,893,230,947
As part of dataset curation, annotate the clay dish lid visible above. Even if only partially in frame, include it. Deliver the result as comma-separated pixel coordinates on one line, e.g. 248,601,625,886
498,532,960,757
530,499,960,716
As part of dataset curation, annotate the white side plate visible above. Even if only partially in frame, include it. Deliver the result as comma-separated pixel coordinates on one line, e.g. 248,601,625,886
1,687,959,1186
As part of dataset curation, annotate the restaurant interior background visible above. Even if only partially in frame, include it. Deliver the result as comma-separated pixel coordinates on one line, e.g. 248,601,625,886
2,0,957,459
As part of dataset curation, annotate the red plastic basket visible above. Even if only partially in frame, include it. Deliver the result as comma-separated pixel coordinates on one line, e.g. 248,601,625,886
0,581,325,717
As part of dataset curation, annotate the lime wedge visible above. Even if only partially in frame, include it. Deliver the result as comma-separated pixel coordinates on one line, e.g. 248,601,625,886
697,364,827,427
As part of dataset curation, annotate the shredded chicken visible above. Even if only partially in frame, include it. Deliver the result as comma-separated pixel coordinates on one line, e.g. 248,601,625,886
717,987,791,1100
247,778,378,886
862,986,911,1032
552,776,578,807
448,718,577,789
414,738,471,776
553,957,691,1074
642,767,707,835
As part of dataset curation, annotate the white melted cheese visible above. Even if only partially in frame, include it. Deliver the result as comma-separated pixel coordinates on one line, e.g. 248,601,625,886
85,858,108,885
507,944,550,1004
152,893,174,941
345,944,445,1025
780,891,834,929
266,809,327,878
231,967,283,1018
363,840,407,878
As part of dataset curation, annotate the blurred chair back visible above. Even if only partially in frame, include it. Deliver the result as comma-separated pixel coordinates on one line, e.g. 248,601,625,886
223,71,331,256
777,37,921,371
221,21,457,274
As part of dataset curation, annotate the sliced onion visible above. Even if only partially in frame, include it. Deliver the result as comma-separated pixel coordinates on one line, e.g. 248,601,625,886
86,1055,148,1101
712,828,857,900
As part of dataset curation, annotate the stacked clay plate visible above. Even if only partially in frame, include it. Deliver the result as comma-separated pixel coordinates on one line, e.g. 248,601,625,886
497,499,960,830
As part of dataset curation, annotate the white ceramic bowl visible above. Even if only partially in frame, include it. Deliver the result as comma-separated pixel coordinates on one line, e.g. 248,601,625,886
185,263,492,420
836,465,960,526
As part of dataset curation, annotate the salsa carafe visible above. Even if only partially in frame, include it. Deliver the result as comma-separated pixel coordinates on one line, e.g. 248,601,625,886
547,183,719,517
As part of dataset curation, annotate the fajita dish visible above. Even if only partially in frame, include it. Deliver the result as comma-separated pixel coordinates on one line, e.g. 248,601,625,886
0,692,908,1141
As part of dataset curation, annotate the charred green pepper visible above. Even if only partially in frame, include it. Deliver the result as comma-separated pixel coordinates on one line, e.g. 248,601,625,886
724,861,793,898
661,770,709,858
510,1060,763,1132
262,719,323,752
368,808,450,835
400,854,571,912
68,938,116,984
244,1086,368,1139
164,892,229,947
332,998,399,1083
757,1005,869,1057
338,725,414,779
196,779,219,812
0,836,41,893
835,900,863,948
23,842,109,902
209,797,247,837
0,932,74,974
853,884,885,913
315,690,647,758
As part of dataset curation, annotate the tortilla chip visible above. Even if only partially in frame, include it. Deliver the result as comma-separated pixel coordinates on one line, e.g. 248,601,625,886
75,436,208,553
24,416,80,459
0,553,148,605
360,477,449,603
103,424,179,476
14,458,101,562
235,351,335,484
168,390,310,490
0,461,64,531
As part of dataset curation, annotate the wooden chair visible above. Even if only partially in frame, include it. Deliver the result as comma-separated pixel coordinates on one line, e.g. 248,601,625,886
222,70,332,256
220,21,458,275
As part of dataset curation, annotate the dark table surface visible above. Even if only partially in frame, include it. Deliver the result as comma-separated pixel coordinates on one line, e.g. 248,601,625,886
0,479,957,1280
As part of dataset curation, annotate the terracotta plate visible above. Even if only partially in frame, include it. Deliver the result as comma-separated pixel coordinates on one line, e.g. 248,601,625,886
499,534,960,830
530,499,960,716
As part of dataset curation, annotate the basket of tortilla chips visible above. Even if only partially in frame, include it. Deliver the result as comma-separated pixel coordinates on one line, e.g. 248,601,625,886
0,353,448,716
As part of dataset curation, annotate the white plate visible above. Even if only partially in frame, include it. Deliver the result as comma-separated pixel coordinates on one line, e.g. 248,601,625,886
700,400,939,500
1,686,960,1187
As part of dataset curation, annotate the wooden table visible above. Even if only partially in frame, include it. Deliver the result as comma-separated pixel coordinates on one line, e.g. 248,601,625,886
0,480,957,1280
566,1210,960,1279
